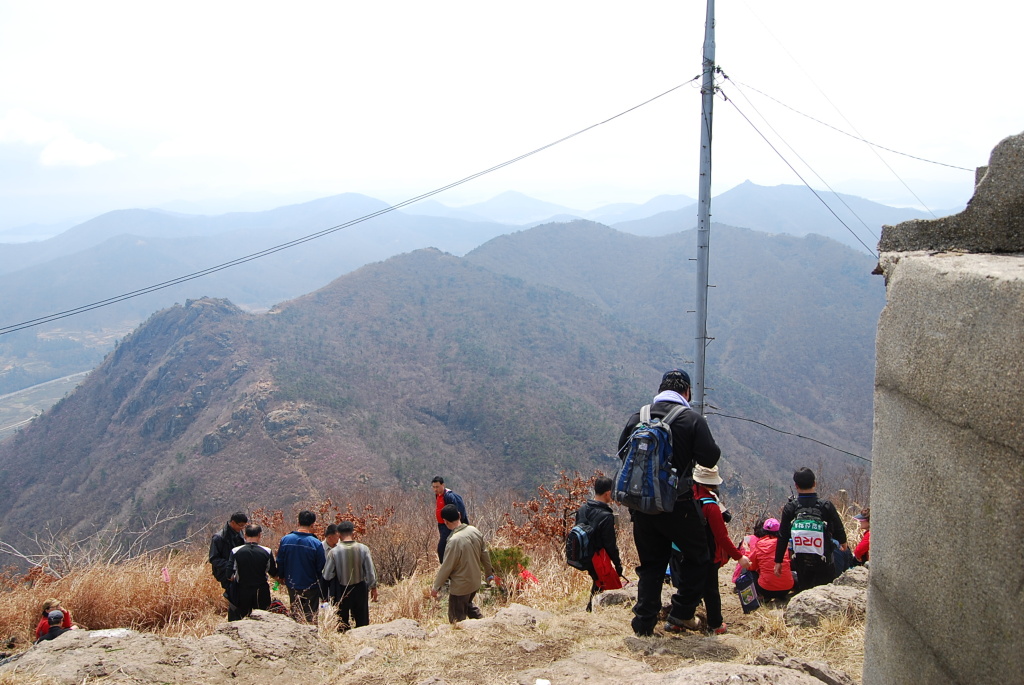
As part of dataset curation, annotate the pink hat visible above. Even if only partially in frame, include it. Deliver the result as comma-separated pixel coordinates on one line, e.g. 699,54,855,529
763,518,781,532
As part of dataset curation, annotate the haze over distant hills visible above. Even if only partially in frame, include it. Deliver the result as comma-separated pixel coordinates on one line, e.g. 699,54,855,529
0,220,879,541
0,182,931,398
613,181,934,251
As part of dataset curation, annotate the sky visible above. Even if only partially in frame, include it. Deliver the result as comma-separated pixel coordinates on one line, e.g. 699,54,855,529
0,0,1020,232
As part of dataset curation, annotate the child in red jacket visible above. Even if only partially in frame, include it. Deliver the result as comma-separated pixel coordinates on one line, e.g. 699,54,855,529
668,465,749,635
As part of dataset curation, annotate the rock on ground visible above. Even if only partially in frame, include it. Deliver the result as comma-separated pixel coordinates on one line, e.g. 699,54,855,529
456,602,553,630
750,648,857,685
831,566,868,590
785,582,866,628
628,662,832,684
0,610,335,685
515,650,652,685
347,617,428,640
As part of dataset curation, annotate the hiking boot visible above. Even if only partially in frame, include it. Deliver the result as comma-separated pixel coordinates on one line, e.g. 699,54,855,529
664,616,701,633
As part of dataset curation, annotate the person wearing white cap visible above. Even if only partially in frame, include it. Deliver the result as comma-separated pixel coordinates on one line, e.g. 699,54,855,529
669,464,748,635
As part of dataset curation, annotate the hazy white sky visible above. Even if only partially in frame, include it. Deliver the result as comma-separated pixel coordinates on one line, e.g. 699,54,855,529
0,0,1019,229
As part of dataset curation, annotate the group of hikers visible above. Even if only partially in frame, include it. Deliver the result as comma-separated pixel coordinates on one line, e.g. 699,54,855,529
208,476,491,629
203,368,868,636
569,369,870,635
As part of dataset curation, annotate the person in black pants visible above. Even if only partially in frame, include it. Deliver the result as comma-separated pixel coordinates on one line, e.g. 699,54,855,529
209,511,247,620
322,521,378,630
228,524,278,620
774,467,848,592
618,369,721,636
575,476,623,611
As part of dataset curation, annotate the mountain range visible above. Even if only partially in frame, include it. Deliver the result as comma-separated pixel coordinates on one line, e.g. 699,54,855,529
0,214,881,542
0,182,935,399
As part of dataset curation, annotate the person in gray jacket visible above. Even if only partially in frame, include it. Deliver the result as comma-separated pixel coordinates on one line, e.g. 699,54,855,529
322,521,378,630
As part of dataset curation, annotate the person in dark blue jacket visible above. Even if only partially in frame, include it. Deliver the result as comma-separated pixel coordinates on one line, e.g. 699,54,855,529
276,510,326,623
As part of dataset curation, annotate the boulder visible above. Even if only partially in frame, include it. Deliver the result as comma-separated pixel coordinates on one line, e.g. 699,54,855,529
347,617,428,640
456,603,552,630
784,584,866,628
831,566,868,590
0,611,334,684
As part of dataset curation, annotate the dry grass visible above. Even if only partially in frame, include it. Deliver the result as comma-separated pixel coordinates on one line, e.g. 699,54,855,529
0,490,865,684
743,605,865,677
0,551,224,647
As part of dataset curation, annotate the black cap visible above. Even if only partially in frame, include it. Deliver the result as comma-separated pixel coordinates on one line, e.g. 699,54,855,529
662,369,691,386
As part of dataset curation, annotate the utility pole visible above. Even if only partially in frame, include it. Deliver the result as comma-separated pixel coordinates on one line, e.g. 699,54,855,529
693,0,716,416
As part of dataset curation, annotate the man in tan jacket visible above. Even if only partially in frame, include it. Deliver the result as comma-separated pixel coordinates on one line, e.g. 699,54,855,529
430,504,494,622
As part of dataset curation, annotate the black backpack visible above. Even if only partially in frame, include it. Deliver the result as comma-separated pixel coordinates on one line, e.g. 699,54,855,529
566,504,597,570
789,498,829,565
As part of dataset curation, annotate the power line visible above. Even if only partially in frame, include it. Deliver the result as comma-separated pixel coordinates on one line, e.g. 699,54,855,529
719,73,880,244
707,411,871,463
725,77,973,172
736,0,953,217
0,76,700,337
722,94,879,259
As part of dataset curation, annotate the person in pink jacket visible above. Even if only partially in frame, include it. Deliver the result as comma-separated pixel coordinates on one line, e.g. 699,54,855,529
747,518,794,602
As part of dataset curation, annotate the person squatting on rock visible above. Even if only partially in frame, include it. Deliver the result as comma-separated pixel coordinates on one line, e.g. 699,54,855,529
33,599,74,641
34,610,71,644
747,517,794,602
617,369,721,636
430,504,494,623
209,511,248,620
275,510,327,623
321,520,378,630
669,464,749,635
774,467,848,592
227,524,278,620
575,475,624,612
431,476,469,563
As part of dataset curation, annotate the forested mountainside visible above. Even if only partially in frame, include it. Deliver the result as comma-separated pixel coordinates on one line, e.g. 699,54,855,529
0,230,870,542
467,220,884,450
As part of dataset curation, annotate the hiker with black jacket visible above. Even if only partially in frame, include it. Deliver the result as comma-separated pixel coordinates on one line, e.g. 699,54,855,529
228,524,278,620
575,476,623,612
209,511,247,620
617,369,721,636
774,467,848,591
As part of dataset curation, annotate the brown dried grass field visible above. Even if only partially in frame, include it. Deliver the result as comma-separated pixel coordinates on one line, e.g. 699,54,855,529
0,487,867,684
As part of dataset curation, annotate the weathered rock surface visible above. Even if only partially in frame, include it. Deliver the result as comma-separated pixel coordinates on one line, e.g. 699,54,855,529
623,633,749,661
515,650,652,685
347,617,428,640
831,566,868,590
516,653,832,685
785,583,866,628
0,611,334,684
456,602,552,630
594,583,674,609
750,648,857,685
632,662,831,684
